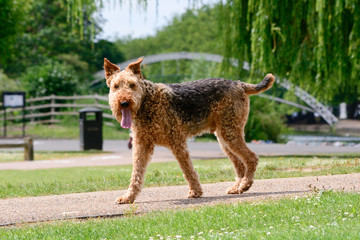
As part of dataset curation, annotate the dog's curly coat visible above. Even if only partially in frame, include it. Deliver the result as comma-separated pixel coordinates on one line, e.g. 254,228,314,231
104,57,275,204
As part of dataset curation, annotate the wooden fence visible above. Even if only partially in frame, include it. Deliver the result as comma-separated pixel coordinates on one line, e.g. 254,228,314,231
0,94,115,126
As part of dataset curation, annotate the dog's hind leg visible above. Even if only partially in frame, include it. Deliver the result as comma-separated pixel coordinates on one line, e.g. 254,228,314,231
116,141,154,204
170,142,203,198
216,127,258,194
216,134,246,194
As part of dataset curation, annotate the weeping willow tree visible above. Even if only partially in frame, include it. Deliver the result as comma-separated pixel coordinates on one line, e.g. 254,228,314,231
220,0,359,105
66,0,359,105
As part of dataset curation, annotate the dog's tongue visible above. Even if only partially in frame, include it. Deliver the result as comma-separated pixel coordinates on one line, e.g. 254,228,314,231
121,109,132,129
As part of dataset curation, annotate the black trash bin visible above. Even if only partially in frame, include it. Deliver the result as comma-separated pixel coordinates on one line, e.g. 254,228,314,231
79,107,103,150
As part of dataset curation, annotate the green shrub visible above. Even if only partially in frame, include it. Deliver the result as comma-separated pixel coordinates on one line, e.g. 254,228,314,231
0,70,21,95
20,60,79,97
245,97,285,142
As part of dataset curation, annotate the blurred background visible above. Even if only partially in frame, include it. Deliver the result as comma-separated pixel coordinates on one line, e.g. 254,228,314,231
1,0,359,146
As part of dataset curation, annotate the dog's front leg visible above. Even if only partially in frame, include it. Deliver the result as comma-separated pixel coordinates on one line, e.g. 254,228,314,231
170,142,203,198
116,142,154,204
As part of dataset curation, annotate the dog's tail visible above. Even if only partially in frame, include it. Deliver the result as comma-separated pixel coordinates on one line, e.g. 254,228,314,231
243,73,275,95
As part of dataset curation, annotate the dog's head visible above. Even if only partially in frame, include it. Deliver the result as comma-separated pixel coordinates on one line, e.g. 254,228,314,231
104,57,145,129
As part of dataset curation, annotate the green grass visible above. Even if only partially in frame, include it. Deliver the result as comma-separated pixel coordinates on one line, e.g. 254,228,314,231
2,118,218,141
0,155,359,199
1,191,359,239
0,150,106,162
1,119,130,140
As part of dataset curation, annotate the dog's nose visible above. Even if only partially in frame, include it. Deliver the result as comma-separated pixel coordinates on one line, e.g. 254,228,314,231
121,101,129,108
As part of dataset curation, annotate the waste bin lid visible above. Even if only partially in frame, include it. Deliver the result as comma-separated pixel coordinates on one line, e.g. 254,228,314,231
79,107,102,113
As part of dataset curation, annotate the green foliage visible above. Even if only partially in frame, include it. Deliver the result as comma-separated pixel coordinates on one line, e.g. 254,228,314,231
93,40,125,70
4,0,98,77
220,0,360,105
116,6,221,59
1,0,126,99
20,60,79,97
0,70,21,95
63,0,359,105
0,0,28,63
245,97,285,142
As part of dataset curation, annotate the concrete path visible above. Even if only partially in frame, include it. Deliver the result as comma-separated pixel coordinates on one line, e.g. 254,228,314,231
0,140,359,170
1,139,360,153
1,173,359,227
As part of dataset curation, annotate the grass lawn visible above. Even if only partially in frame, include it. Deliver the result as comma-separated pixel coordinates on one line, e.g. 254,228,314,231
1,191,359,239
0,155,359,199
0,150,106,162
1,119,217,141
2,120,130,140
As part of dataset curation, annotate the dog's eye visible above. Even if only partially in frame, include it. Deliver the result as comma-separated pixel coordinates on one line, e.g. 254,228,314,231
114,84,119,89
129,83,135,89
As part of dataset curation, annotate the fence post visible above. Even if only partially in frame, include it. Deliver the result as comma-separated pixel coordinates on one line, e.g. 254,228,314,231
24,137,34,161
95,93,99,107
30,97,34,123
50,94,55,124
73,93,77,117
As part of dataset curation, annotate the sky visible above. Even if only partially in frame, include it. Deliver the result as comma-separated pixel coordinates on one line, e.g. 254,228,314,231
97,0,219,40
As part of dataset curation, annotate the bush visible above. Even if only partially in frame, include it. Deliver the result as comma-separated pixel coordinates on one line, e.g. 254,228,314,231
0,70,21,94
20,60,79,97
245,97,286,142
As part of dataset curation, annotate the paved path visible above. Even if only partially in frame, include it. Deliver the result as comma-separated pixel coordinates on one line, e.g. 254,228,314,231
1,173,359,226
0,140,359,170
1,139,360,153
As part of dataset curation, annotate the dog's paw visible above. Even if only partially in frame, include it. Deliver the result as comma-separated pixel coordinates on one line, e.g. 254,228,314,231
226,186,240,194
239,178,253,194
187,189,203,198
115,196,135,204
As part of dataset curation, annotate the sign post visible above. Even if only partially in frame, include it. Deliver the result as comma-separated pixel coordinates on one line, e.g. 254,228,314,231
2,92,26,137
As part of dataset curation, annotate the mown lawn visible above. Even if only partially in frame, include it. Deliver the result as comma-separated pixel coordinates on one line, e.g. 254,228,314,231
1,191,359,239
1,121,130,140
0,150,106,162
0,155,359,199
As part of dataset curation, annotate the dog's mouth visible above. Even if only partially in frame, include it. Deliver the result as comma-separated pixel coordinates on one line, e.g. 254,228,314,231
121,108,132,129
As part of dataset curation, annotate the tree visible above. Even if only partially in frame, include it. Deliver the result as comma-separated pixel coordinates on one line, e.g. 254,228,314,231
2,0,126,97
67,0,359,105
219,0,359,105
0,0,28,64
3,0,99,77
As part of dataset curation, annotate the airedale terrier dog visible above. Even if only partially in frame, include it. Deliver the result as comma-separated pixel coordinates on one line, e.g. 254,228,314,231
104,57,275,204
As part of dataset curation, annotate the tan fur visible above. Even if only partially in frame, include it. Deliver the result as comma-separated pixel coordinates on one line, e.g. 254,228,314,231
104,58,275,204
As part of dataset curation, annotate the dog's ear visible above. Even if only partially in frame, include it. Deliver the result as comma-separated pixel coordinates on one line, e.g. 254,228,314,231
126,57,143,78
104,58,120,86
